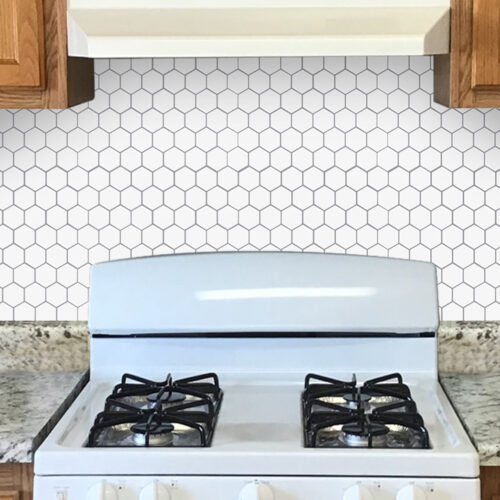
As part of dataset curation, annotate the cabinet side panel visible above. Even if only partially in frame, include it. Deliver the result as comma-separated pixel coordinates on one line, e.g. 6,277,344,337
67,56,95,107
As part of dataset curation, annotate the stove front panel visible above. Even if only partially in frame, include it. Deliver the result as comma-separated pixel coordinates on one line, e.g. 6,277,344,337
34,475,480,500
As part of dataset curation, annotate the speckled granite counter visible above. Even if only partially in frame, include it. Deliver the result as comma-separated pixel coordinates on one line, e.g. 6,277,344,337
0,321,88,371
439,321,500,374
0,370,89,463
441,372,500,466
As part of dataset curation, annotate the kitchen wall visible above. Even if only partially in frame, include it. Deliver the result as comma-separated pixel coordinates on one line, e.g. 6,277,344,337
0,56,499,321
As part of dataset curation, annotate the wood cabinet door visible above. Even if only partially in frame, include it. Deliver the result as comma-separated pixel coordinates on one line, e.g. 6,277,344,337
0,491,20,500
434,0,500,107
0,0,45,88
472,0,500,89
481,466,500,500
0,464,32,500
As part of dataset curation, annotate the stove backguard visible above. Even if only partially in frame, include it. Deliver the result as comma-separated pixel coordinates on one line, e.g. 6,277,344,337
87,253,439,381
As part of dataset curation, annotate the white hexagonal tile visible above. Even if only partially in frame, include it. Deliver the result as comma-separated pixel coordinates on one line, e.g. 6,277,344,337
2,56,500,320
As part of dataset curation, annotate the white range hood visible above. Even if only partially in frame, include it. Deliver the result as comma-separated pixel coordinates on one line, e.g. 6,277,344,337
67,0,450,58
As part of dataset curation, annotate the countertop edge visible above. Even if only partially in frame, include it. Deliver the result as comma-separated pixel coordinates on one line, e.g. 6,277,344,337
0,370,89,464
440,373,500,468
30,370,90,458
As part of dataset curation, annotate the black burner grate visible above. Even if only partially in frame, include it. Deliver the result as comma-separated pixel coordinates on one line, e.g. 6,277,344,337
302,372,431,449
87,372,223,447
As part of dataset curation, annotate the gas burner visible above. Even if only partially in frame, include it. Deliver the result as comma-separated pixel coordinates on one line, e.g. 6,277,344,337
87,372,223,447
146,391,187,408
302,372,430,449
340,420,389,448
131,420,175,447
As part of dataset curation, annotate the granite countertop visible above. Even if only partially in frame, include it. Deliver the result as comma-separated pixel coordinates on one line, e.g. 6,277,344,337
0,321,89,372
438,321,500,374
441,372,500,467
0,370,89,463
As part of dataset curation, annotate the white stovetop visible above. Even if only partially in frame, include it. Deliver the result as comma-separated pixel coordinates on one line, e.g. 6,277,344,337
35,373,478,478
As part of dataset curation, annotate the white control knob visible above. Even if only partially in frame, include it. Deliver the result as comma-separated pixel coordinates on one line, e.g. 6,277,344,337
343,485,373,500
140,481,171,500
396,485,427,500
239,482,274,500
86,482,118,500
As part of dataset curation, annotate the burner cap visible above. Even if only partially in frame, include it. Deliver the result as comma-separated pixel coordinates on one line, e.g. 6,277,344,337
343,391,371,409
340,421,389,448
147,391,187,405
131,421,175,446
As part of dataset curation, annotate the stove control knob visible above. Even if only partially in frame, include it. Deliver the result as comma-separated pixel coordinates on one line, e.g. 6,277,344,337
86,482,118,500
140,481,170,500
396,485,427,500
343,485,373,500
239,482,274,500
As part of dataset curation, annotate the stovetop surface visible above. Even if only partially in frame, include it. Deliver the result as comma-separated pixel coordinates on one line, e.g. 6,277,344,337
69,374,461,453
85,371,431,451
35,371,479,477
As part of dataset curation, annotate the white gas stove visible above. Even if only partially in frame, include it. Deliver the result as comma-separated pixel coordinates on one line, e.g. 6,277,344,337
34,252,480,500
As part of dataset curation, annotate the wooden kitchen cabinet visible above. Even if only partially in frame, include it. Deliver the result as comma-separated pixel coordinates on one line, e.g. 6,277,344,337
0,0,94,108
0,464,33,500
482,466,500,500
482,467,500,500
435,0,500,107
0,0,45,88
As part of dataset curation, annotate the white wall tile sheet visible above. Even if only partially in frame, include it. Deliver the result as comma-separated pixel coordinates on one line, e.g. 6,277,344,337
0,56,499,320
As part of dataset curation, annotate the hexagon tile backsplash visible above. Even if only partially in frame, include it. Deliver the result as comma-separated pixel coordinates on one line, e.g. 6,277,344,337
0,56,499,321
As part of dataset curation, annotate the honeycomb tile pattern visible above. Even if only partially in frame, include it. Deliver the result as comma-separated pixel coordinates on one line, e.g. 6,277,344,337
0,56,499,321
